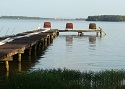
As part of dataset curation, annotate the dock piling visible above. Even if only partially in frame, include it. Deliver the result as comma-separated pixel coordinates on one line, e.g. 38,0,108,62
78,32,84,36
18,53,22,62
5,61,9,71
0,23,106,72
28,48,32,56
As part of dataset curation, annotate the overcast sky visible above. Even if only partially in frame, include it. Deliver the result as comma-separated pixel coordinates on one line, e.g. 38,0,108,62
0,0,125,18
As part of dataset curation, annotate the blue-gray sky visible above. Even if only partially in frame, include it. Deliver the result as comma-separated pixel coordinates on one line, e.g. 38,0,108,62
0,0,125,18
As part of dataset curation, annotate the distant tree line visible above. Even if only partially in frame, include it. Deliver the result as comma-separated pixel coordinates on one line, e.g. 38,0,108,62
0,16,85,21
0,16,51,20
86,15,125,22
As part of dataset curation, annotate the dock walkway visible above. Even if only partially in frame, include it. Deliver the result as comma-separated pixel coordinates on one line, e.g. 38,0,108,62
59,28,106,36
0,27,106,71
0,29,59,71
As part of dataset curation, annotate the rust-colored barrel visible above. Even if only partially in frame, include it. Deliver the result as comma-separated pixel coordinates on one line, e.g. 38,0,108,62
44,22,51,28
66,23,73,29
89,23,96,29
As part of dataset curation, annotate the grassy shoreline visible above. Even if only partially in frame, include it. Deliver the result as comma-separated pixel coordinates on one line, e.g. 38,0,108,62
1,68,125,89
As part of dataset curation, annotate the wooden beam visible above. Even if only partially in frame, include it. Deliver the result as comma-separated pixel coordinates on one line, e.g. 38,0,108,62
58,29,101,32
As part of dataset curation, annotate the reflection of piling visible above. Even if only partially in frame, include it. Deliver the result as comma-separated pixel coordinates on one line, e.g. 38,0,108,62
5,70,9,78
89,36,96,44
18,62,21,72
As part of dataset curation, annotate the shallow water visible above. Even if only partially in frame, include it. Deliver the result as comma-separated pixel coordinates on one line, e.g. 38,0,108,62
0,20,125,75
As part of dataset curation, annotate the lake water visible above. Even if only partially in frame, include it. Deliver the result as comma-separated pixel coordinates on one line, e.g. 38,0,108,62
0,20,125,74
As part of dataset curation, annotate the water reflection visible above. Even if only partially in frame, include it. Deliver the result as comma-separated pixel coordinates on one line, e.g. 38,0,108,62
0,49,46,77
89,36,96,51
66,36,73,46
0,35,104,77
89,36,96,44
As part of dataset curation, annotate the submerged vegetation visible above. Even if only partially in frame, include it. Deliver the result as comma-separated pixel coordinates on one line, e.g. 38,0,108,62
1,69,125,89
86,15,125,22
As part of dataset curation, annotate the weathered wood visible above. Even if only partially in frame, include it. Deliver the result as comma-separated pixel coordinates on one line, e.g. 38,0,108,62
5,61,9,71
18,53,22,62
0,29,59,61
0,28,105,62
58,29,101,32
58,29,106,36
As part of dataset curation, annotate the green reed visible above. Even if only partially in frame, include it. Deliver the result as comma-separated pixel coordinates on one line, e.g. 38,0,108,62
1,69,125,89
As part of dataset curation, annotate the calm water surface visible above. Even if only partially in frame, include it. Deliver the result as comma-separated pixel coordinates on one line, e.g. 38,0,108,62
0,20,125,74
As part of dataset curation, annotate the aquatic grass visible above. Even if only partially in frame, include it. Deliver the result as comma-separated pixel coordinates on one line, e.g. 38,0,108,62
2,69,125,89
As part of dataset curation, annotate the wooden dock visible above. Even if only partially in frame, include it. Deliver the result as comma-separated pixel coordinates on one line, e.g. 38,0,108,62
0,29,59,71
0,27,106,71
59,27,106,36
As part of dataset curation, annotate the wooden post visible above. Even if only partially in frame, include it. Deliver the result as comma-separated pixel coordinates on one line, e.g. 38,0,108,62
31,44,38,55
5,61,9,71
37,42,42,50
57,31,59,36
47,35,50,45
100,29,102,37
24,48,32,56
41,39,45,50
53,32,58,38
78,32,83,36
34,44,37,51
18,49,24,62
28,48,32,56
44,38,47,47
50,35,53,43
99,27,105,37
18,53,22,62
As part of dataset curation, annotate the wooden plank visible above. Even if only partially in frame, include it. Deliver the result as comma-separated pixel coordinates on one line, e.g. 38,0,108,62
58,29,101,32
0,29,59,61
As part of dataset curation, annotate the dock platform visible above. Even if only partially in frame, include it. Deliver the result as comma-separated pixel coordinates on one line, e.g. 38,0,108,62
0,29,59,71
59,28,106,36
0,27,106,71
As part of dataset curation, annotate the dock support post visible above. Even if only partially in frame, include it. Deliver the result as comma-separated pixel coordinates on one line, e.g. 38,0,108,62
18,53,22,62
44,38,47,48
32,44,37,55
37,42,42,50
5,61,9,71
50,35,53,43
28,48,32,56
57,31,59,36
47,35,50,45
24,48,32,56
41,39,45,50
18,49,24,62
100,29,102,37
78,32,83,36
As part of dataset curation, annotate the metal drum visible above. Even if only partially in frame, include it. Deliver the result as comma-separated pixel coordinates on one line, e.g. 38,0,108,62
44,22,51,28
89,23,96,29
